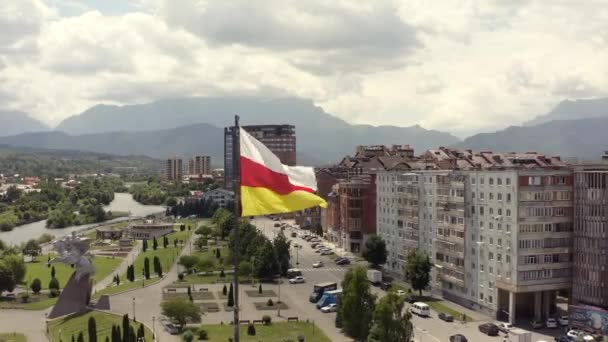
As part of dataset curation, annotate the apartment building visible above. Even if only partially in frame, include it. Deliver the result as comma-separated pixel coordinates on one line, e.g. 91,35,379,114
188,155,211,175
570,166,608,334
165,157,183,181
377,148,572,323
224,125,296,189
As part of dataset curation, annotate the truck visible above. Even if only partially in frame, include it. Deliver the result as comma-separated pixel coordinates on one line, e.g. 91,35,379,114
316,289,342,309
367,269,382,285
508,328,532,342
309,282,338,303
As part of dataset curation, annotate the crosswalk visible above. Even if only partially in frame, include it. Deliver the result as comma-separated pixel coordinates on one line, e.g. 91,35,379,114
297,267,347,272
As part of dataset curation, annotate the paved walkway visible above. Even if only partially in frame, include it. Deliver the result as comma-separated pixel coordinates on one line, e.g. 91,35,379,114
93,242,141,292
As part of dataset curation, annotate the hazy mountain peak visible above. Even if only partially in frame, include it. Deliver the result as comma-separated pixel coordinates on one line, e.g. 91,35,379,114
0,110,49,137
525,97,608,126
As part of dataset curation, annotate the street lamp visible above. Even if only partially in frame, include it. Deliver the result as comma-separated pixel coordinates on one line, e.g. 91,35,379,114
152,316,156,340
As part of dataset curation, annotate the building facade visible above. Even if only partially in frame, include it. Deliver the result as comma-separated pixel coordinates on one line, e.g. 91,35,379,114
224,125,296,189
203,188,234,208
166,157,183,181
188,155,211,175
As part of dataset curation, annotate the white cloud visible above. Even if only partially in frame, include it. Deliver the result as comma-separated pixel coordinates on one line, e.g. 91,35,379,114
0,0,607,136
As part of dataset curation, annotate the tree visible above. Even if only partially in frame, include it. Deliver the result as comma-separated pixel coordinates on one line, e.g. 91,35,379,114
253,240,278,279
154,256,162,277
127,265,134,282
22,239,41,261
3,254,25,284
161,298,201,330
165,197,178,207
187,285,193,302
115,274,120,286
143,257,150,279
49,277,60,291
367,292,413,342
174,238,178,248
339,266,375,340
197,257,214,272
363,235,388,268
163,236,169,248
404,250,432,296
137,323,145,341
227,282,234,307
88,316,98,342
77,332,84,342
153,237,158,250
239,261,252,280
222,284,227,296
195,225,213,237
179,255,199,272
122,314,130,342
51,265,56,278
0,262,16,295
142,239,147,252
31,278,42,294
194,237,207,250
129,326,136,342
215,248,221,259
273,231,291,275
6,186,22,202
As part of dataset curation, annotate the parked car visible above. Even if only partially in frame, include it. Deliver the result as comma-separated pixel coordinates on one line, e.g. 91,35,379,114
558,315,569,326
497,322,513,333
405,295,417,304
312,261,324,268
289,276,306,284
321,303,338,313
320,250,333,255
449,334,468,342
335,258,351,265
395,290,406,297
546,318,558,329
274,223,280,227
439,313,454,322
531,320,544,329
164,323,180,335
566,329,582,339
291,232,297,238
478,323,499,336
311,242,321,248
379,282,391,290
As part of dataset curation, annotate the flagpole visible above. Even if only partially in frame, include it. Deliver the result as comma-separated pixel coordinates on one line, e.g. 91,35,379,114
232,115,241,342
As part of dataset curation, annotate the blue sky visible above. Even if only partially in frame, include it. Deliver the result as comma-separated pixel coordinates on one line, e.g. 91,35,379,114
52,0,141,16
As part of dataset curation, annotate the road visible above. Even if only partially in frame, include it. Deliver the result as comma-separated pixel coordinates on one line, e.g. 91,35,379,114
252,217,563,342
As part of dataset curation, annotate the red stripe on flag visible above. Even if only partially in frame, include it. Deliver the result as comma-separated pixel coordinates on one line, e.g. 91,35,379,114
240,156,315,195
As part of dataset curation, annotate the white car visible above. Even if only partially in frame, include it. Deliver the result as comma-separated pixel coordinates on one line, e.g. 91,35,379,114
497,322,513,333
545,318,558,328
289,276,306,284
558,315,569,326
395,290,406,297
321,303,338,313
312,261,324,268
320,250,333,255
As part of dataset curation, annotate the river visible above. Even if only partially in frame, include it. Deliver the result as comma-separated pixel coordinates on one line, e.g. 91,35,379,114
0,193,166,246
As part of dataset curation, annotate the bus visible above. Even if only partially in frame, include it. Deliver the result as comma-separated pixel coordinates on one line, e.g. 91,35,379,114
286,268,302,279
316,289,342,309
309,282,338,303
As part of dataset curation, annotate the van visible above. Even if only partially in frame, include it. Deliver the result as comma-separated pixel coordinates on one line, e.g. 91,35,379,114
286,268,302,278
410,302,430,317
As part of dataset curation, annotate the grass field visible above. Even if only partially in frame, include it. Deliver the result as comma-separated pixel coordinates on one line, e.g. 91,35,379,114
0,333,26,342
96,223,203,296
48,310,152,342
187,322,331,342
25,256,122,290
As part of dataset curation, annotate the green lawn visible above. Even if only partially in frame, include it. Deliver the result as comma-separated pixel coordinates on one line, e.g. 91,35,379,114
95,225,201,296
0,333,26,342
180,273,253,285
420,297,472,322
48,310,152,342
25,256,122,290
189,322,331,342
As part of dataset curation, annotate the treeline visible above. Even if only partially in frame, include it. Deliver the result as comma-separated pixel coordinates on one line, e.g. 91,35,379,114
167,197,234,218
0,146,162,179
130,178,219,206
0,177,126,231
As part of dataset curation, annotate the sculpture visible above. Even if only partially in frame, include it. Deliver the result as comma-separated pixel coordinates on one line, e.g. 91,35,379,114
47,232,97,319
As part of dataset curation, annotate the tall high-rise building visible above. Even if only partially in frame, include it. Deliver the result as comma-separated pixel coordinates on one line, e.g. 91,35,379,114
570,166,608,334
224,124,296,189
166,157,183,181
188,155,211,175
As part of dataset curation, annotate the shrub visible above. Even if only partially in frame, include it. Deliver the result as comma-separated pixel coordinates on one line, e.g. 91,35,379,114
258,284,262,294
182,330,194,342
20,293,29,303
197,329,208,340
178,273,185,281
48,277,60,290
31,278,42,294
262,315,272,325
247,323,256,336
222,284,227,296
49,289,60,298
219,270,225,278
266,298,274,307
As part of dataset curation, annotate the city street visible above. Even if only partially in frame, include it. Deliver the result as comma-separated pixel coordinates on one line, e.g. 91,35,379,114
251,217,563,342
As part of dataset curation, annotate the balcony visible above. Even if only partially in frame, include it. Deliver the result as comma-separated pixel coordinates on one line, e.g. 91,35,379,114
437,268,466,287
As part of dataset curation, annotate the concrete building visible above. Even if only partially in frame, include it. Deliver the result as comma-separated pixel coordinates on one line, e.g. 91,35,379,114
377,148,573,323
188,155,211,175
129,221,175,240
166,157,183,181
224,124,296,190
570,166,608,335
203,188,234,208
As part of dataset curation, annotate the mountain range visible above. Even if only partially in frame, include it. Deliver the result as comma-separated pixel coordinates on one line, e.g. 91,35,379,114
0,110,49,137
1,96,607,164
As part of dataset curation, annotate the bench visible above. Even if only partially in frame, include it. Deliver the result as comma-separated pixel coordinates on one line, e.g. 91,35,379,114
239,320,250,325
287,317,299,322
252,320,264,325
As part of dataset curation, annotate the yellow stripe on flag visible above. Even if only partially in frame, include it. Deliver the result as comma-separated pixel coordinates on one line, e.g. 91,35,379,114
241,186,327,217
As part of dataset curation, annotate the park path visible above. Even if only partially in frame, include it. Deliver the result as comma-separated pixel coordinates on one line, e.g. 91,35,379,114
107,231,196,342
93,241,142,293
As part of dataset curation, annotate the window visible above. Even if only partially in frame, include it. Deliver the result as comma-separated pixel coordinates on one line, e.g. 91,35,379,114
489,222,494,230
498,238,502,246
497,223,502,230
489,193,494,200
506,224,511,232
507,193,512,202
480,264,484,272
506,178,511,185
489,252,494,260
471,206,476,214
480,292,484,300
480,192,485,200
480,221,484,228
489,208,494,215
497,254,502,262
489,266,493,274
497,193,503,201
497,178,502,185
489,296,493,304
498,208,502,215
472,192,476,199
506,209,511,217
489,178,494,185
480,207,485,215
472,177,476,184
480,177,485,185
506,255,511,263
489,237,494,245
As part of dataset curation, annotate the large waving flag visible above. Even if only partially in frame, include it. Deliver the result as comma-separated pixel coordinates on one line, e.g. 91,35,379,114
239,127,327,216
